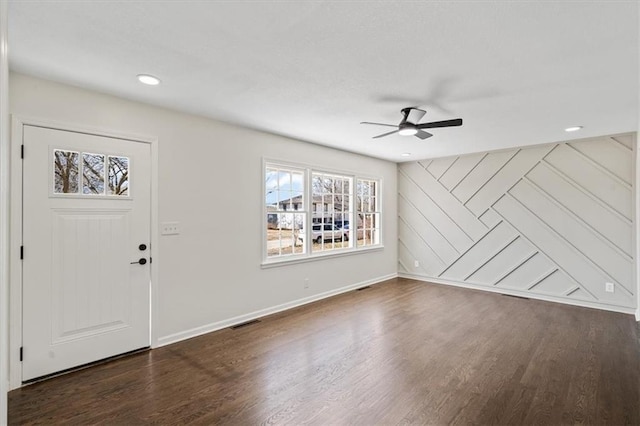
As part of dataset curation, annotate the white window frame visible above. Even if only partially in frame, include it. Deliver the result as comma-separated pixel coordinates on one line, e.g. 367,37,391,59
356,178,382,248
262,159,383,267
309,170,353,254
264,162,308,260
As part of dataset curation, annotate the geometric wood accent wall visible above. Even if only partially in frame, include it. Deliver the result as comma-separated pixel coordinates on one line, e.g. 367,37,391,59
398,134,636,311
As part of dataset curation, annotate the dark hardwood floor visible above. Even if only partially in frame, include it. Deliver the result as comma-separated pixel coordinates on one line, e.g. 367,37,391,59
9,278,640,425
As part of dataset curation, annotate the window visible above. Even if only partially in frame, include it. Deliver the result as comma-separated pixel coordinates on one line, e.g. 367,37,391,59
108,155,130,196
53,149,130,197
82,153,105,195
311,172,352,253
53,149,79,194
265,165,306,258
264,161,382,263
356,179,380,247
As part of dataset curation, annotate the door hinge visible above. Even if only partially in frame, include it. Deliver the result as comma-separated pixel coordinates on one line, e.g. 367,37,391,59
20,245,24,260
20,347,23,362
21,144,24,159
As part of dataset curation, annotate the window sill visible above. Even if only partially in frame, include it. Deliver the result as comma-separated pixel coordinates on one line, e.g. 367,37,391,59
261,245,385,269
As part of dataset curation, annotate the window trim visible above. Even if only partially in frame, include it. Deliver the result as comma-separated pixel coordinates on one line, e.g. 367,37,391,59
264,161,308,259
262,158,383,267
355,177,382,248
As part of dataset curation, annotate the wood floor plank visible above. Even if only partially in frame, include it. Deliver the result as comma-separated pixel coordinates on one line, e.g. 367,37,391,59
9,278,640,425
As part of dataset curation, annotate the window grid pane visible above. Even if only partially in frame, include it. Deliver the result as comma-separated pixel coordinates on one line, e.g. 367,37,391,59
356,179,381,247
311,172,352,254
53,149,79,194
82,152,105,195
108,156,129,196
266,165,307,259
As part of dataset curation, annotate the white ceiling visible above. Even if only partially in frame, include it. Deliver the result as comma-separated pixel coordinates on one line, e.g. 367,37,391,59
7,1,639,162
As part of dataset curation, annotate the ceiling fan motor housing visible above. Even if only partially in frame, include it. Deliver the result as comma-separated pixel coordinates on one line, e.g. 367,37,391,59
399,122,417,131
401,107,426,125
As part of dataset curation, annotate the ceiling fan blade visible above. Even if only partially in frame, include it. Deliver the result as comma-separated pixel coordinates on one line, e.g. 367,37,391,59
373,130,400,139
415,130,433,140
360,122,398,128
417,118,463,129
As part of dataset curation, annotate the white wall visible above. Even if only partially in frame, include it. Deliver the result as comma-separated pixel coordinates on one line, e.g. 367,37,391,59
398,135,637,314
9,73,398,347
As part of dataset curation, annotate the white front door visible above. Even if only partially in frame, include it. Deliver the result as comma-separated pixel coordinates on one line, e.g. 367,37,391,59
22,125,151,381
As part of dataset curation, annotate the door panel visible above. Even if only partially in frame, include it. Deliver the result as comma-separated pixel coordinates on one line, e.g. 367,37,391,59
51,210,132,344
22,125,151,381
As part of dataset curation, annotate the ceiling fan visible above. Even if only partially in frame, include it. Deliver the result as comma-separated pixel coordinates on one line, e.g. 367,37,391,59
361,107,463,139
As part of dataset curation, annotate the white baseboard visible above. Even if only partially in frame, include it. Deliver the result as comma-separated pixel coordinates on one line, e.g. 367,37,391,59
157,272,398,347
399,273,637,316
635,309,639,322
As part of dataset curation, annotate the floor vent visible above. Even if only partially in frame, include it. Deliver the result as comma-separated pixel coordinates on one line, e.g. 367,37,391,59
356,286,371,291
502,294,529,300
230,319,261,330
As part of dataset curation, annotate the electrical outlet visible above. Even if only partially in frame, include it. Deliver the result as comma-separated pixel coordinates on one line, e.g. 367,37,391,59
304,278,310,289
161,222,180,235
414,260,420,268
605,282,614,293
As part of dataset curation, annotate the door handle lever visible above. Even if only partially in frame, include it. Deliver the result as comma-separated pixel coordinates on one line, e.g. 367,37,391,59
131,258,147,265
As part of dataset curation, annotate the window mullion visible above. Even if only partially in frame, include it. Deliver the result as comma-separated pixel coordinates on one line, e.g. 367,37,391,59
305,167,311,256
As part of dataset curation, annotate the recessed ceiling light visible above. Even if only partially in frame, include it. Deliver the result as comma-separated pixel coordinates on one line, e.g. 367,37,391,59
137,74,161,86
401,153,411,157
565,126,583,132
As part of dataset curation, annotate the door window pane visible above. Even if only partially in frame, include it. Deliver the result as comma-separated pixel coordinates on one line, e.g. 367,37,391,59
108,156,129,196
53,149,79,194
82,153,105,195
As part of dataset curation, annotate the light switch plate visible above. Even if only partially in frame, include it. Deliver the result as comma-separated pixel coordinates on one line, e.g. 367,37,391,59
161,222,180,235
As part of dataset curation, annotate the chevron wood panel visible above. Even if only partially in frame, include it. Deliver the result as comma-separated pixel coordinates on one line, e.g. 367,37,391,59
426,157,457,179
545,144,632,219
510,180,633,290
398,171,473,251
526,163,632,255
398,219,446,275
569,138,632,183
398,134,636,311
402,162,487,240
451,150,517,204
439,153,485,191
398,195,459,264
465,145,554,216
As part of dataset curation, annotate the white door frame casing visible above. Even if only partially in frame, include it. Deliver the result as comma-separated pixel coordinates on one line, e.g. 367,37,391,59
1,0,10,421
636,130,640,322
9,115,160,390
